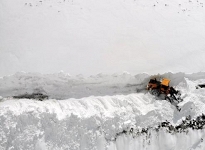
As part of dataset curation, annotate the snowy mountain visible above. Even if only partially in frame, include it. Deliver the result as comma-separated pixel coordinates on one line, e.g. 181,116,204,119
1,0,205,149
1,72,205,149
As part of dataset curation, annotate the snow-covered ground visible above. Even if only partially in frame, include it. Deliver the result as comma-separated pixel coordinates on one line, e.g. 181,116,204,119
1,72,205,149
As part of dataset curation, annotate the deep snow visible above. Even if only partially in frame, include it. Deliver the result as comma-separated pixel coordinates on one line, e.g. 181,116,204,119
1,0,205,149
1,72,205,149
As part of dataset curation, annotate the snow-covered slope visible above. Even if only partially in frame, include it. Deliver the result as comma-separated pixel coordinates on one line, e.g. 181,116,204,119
1,72,205,149
1,0,205,76
1,71,205,99
1,0,205,149
0,71,149,99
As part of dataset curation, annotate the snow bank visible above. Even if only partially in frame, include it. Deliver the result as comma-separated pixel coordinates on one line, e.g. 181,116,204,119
0,72,149,99
108,129,205,150
1,72,205,99
1,72,205,149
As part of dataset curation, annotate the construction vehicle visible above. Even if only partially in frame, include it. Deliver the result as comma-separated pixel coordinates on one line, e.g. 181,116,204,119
147,78,183,104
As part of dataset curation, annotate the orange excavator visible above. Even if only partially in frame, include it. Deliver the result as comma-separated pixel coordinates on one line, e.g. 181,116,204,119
147,78,183,103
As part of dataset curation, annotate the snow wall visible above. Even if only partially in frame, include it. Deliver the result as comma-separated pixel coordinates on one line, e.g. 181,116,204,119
1,0,205,76
1,72,205,149
1,71,205,99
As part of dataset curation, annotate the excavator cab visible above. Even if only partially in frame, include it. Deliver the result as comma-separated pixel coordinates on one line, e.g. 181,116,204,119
160,78,170,95
161,78,170,87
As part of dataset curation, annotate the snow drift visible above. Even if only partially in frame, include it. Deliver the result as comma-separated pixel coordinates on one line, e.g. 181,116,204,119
1,72,205,149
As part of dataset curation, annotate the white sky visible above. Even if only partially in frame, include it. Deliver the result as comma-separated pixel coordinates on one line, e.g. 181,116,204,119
1,0,205,77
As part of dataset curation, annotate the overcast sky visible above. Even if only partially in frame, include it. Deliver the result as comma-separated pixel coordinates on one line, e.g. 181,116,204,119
1,0,205,77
